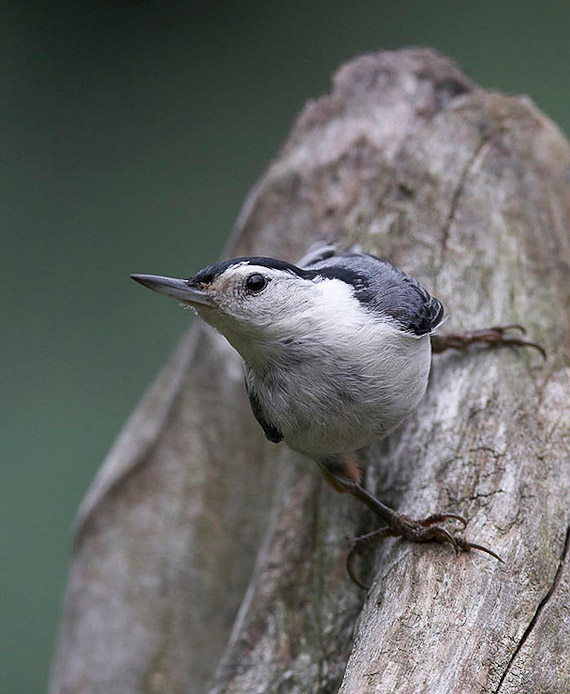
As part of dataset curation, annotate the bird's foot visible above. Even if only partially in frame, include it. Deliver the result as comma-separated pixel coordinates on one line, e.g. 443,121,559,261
390,511,502,559
347,511,503,590
431,323,546,359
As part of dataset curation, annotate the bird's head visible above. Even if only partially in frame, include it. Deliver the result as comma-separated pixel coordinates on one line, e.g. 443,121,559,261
132,257,356,365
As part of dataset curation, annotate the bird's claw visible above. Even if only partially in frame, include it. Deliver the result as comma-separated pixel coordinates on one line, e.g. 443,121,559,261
453,538,505,563
431,323,546,360
486,324,546,359
490,323,526,334
347,527,392,590
346,547,369,590
346,513,502,590
418,512,468,528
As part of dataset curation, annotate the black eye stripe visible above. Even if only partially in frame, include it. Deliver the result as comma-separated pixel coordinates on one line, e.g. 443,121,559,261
245,273,268,293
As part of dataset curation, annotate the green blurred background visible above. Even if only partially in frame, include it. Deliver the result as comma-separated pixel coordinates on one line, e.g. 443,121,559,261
3,1,570,691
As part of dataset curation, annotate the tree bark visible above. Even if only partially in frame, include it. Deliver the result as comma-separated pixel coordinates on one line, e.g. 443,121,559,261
51,48,570,694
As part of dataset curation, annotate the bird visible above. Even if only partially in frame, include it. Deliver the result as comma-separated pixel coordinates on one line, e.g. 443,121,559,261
131,244,544,588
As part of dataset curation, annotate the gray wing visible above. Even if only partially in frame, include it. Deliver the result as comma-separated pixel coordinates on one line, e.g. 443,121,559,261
304,248,445,336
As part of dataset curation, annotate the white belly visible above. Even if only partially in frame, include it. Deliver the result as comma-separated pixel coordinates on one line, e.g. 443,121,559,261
251,329,433,459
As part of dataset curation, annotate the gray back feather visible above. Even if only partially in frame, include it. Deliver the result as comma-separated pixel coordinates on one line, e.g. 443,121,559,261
303,250,444,336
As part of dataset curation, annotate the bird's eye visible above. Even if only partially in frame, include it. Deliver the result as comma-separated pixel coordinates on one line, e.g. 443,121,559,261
245,273,267,293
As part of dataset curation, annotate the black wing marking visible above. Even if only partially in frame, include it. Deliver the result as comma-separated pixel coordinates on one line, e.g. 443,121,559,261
305,250,445,336
245,382,284,444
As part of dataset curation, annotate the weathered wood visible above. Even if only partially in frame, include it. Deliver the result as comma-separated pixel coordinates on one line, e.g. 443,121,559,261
51,48,570,694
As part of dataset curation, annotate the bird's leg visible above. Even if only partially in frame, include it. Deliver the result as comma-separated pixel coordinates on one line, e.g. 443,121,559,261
352,482,502,558
338,480,502,589
431,323,546,359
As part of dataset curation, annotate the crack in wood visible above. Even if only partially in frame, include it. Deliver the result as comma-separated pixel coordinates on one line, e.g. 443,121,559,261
494,524,570,692
466,446,507,459
463,489,507,503
438,135,489,273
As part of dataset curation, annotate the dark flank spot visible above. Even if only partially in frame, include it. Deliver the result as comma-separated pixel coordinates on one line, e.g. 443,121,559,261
246,383,283,444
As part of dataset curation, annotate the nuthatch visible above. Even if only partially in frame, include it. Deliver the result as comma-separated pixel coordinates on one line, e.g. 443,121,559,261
132,244,544,588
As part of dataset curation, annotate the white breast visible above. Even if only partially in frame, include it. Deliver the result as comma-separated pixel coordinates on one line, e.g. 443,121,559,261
246,279,433,459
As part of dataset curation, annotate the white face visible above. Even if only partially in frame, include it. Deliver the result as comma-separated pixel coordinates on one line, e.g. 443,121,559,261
190,260,382,370
194,262,315,337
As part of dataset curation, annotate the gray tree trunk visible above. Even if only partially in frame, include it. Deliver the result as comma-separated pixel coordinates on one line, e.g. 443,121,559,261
51,48,570,694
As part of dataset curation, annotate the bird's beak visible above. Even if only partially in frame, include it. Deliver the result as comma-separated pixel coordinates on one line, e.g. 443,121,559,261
130,274,214,307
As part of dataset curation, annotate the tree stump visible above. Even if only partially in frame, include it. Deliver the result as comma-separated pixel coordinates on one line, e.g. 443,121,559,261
51,48,570,694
